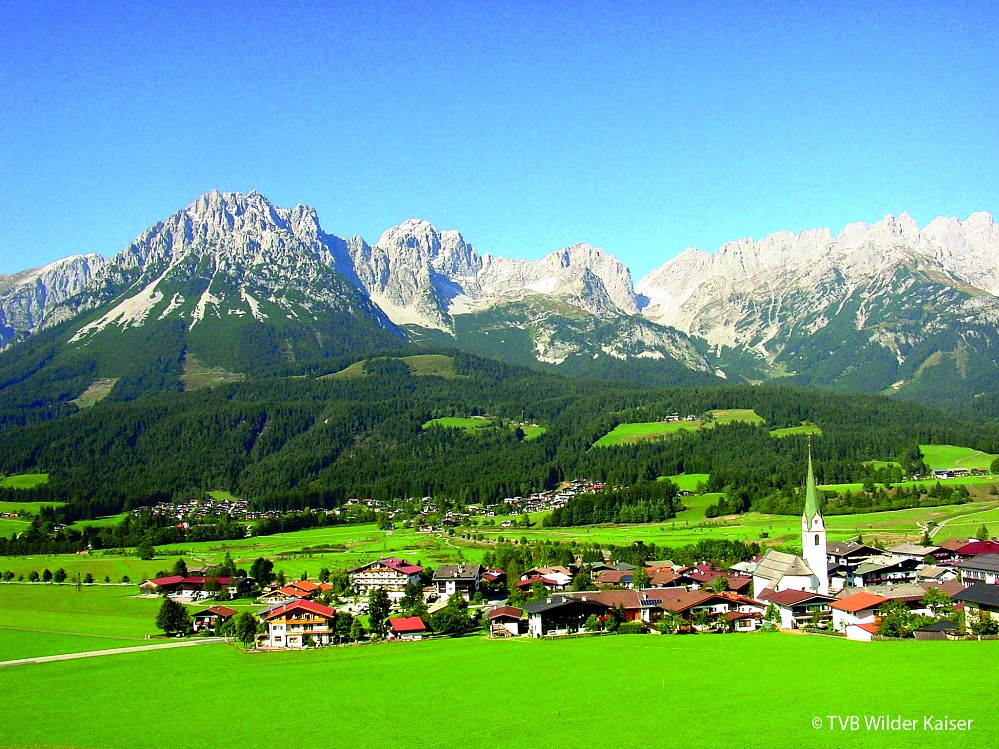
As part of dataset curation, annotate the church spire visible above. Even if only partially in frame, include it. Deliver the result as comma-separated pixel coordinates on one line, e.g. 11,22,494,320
803,438,821,524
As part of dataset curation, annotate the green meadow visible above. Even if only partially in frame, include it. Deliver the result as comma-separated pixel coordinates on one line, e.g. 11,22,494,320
0,633,993,749
920,444,997,471
594,409,764,446
0,473,49,489
770,423,822,438
422,415,546,440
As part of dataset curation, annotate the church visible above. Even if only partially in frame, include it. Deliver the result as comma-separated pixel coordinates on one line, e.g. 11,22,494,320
752,449,830,599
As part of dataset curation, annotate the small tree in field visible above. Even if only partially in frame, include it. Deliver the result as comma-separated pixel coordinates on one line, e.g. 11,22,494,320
349,618,365,641
368,587,390,638
53,568,67,583
976,524,990,541
583,614,603,633
233,611,259,646
156,598,191,636
656,611,683,634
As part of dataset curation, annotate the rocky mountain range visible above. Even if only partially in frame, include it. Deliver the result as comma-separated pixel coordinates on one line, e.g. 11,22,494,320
1,191,997,409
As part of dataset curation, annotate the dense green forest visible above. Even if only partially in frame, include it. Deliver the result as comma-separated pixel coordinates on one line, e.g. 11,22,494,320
1,348,997,523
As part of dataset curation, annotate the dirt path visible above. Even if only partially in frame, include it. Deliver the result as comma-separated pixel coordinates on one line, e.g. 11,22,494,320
0,637,228,668
928,503,999,539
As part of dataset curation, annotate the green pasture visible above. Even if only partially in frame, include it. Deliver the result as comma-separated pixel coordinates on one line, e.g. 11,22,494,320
0,473,49,489
0,634,994,749
920,444,997,471
594,409,763,447
0,501,64,515
593,420,701,446
770,424,822,438
821,475,999,493
207,490,241,502
931,503,999,542
326,354,461,380
71,512,131,529
0,584,162,640
422,415,545,440
0,518,30,535
664,473,710,492
673,493,723,521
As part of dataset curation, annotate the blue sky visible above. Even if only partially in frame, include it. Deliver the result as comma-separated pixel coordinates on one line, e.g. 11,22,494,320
1,1,996,279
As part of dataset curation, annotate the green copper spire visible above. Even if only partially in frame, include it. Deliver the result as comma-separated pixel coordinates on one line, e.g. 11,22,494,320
803,440,821,524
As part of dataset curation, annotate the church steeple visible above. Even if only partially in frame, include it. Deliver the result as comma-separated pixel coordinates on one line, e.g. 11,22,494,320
803,442,821,525
801,439,829,594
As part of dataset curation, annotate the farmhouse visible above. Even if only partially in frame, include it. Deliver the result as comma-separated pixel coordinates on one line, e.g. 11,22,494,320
260,599,337,648
888,542,945,562
849,555,921,587
953,583,999,629
348,558,423,603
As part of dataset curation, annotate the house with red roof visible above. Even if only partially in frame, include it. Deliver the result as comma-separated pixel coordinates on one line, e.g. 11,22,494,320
138,575,251,599
260,599,337,648
387,616,428,641
830,591,887,635
348,558,423,603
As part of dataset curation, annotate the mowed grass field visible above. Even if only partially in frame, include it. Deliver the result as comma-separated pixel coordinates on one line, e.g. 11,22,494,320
0,634,994,749
422,415,547,440
0,473,49,489
920,444,997,471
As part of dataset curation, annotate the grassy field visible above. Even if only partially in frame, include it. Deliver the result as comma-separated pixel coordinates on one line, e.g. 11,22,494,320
0,633,993,749
0,518,30,535
423,415,547,440
594,409,763,447
921,444,997,471
0,584,164,640
931,504,999,542
0,473,49,489
821,476,999,493
0,501,63,515
770,424,822,438
664,473,711,492
326,354,464,380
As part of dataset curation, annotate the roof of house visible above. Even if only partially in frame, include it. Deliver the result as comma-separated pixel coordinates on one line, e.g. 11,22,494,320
433,564,483,581
388,616,427,633
851,622,880,635
261,599,336,621
486,606,524,620
916,580,966,598
853,555,916,575
956,553,999,573
649,569,684,586
936,538,966,552
289,580,320,592
522,595,609,615
277,585,312,599
144,575,234,587
954,541,999,557
650,590,728,613
725,610,761,621
916,619,962,633
348,557,423,575
594,570,631,585
842,583,926,601
193,605,238,618
888,543,941,557
566,589,642,610
758,588,834,606
826,541,878,557
917,565,953,580
953,582,999,607
831,592,888,613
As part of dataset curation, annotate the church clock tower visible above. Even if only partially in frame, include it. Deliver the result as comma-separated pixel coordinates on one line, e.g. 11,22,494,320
801,444,829,595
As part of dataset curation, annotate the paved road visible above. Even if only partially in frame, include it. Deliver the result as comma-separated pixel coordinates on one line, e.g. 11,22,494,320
0,637,228,668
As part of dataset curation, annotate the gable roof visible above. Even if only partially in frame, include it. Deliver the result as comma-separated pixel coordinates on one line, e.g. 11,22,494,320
522,595,609,615
144,575,235,587
888,543,941,557
349,557,423,575
843,583,926,601
289,580,320,592
193,605,238,618
433,564,483,582
954,541,999,557
854,555,918,575
831,592,888,613
486,606,524,620
916,619,962,633
388,616,427,633
956,553,999,573
826,541,878,557
953,582,999,607
261,599,336,621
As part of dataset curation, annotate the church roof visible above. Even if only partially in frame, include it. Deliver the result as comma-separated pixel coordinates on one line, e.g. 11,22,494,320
753,549,815,583
803,448,821,526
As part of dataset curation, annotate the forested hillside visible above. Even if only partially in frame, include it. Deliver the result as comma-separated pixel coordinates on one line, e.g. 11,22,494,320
0,350,996,521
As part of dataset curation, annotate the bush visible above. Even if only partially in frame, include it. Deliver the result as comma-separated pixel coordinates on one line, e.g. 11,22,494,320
617,622,646,635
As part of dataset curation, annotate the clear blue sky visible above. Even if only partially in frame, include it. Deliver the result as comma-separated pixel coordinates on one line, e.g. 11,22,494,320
1,1,996,279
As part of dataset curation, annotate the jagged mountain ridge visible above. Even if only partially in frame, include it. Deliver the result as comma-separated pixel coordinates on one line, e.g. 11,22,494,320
1,192,997,407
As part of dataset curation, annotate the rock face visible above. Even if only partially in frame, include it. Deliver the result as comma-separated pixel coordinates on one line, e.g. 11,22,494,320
2,193,997,404
0,254,106,348
637,212,999,400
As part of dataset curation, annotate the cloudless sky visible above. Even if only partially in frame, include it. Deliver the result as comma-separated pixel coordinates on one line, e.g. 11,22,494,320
1,1,996,279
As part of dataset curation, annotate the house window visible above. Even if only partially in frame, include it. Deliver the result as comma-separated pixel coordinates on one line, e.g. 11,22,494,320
814,534,819,545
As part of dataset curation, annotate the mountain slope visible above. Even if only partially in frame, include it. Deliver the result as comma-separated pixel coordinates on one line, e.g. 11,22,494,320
637,212,999,404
